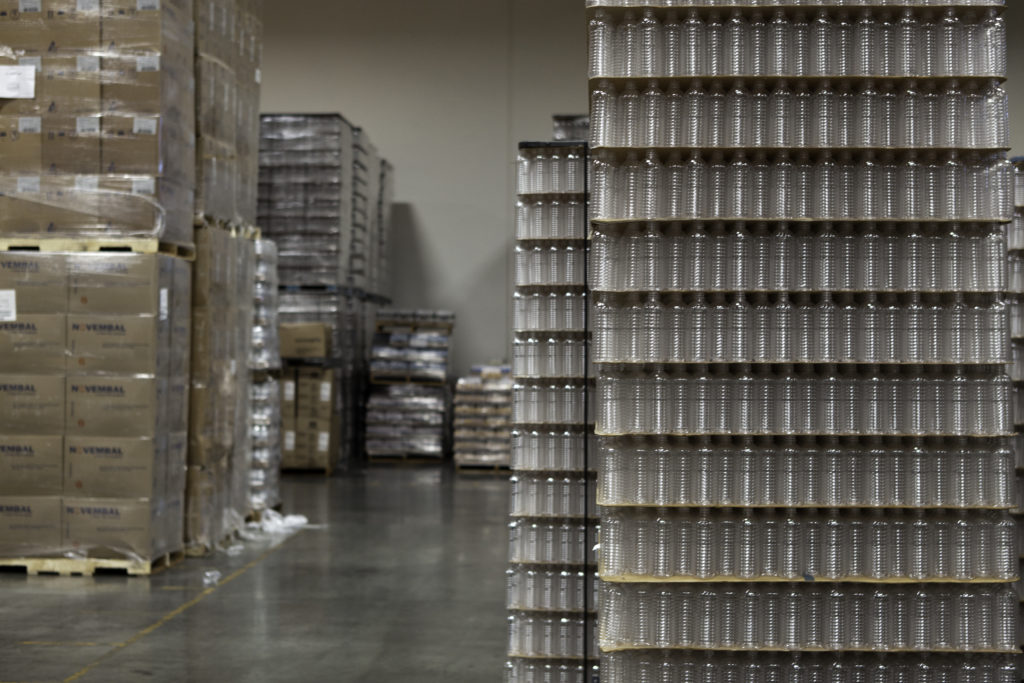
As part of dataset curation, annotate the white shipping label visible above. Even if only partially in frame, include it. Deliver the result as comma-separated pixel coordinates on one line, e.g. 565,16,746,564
75,175,98,192
159,288,169,321
18,57,41,73
18,0,41,12
131,177,156,196
254,68,261,85
0,66,36,99
76,116,100,135
77,0,99,11
137,0,159,9
136,55,160,72
319,382,331,403
283,381,295,402
317,432,329,453
18,116,40,134
17,176,40,194
284,431,295,451
76,55,100,73
0,291,16,322
133,117,158,135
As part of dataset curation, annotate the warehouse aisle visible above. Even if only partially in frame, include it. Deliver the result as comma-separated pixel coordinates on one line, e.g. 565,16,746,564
0,470,509,683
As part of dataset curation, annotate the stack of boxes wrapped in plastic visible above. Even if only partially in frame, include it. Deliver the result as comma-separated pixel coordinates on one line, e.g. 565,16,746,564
365,309,453,460
453,365,513,469
505,142,597,682
588,3,1017,681
248,239,281,514
258,114,393,471
0,3,197,570
185,0,262,553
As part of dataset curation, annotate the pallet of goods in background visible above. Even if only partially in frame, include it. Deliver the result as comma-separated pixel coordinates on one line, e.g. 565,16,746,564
1010,161,1024,618
0,1,201,575
258,114,393,473
248,239,282,518
366,310,454,462
453,365,512,471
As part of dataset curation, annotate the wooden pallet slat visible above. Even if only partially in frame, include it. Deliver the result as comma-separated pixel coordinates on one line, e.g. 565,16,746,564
0,550,184,577
0,237,195,260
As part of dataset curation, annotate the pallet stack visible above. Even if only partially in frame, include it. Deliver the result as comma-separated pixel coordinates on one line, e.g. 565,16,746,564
588,3,1017,681
0,2,196,574
1011,161,1024,637
248,239,282,516
366,309,453,462
505,141,597,682
453,365,513,470
258,115,392,472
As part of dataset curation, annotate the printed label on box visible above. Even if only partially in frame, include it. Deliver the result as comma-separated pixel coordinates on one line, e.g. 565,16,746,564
17,176,40,194
255,68,261,85
136,55,161,73
131,178,155,196
317,432,329,453
0,66,36,99
137,0,159,9
19,57,41,73
283,381,295,402
76,117,99,135
77,0,99,11
319,382,331,403
0,291,16,322
159,288,169,321
18,117,40,134
132,117,158,135
284,431,295,450
76,56,100,73
75,175,98,192
18,0,41,12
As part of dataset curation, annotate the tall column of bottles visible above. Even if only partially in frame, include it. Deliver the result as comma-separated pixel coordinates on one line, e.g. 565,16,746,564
587,2,1019,680
1010,160,1024,642
506,142,598,683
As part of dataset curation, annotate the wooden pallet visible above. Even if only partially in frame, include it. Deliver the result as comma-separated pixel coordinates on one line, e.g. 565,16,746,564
368,454,444,466
0,550,184,577
0,237,195,260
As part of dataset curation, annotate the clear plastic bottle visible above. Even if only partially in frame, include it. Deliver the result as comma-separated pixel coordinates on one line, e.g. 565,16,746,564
588,10,613,78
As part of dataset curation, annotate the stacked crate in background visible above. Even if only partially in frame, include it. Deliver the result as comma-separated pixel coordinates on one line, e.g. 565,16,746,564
0,3,196,573
185,0,262,554
248,239,281,517
366,310,454,461
453,365,513,470
258,115,393,472
588,3,1017,681
505,142,597,682
278,322,338,474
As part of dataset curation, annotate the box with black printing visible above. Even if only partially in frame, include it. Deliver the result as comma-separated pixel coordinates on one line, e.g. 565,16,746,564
279,322,330,358
0,115,43,173
63,497,159,561
0,495,62,557
0,374,64,433
67,253,175,315
64,436,165,500
0,314,66,374
0,253,67,313
0,435,63,496
65,375,161,437
66,313,168,375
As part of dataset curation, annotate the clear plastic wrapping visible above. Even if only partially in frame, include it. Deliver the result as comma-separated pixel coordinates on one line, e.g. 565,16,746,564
454,366,512,468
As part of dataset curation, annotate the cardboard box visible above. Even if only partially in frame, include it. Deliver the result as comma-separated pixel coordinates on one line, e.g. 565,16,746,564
161,495,183,556
63,497,158,560
0,253,66,313
280,367,296,429
0,314,66,373
66,314,167,375
281,427,298,466
0,435,63,496
165,431,186,501
297,368,333,422
64,436,164,499
0,496,62,557
65,376,160,437
296,416,338,469
67,253,172,315
0,115,43,173
279,323,330,358
0,374,64,432
43,115,100,174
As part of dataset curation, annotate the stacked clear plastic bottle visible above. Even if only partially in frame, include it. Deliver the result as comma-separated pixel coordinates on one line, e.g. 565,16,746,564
507,142,598,683
587,2,1017,680
1007,160,1024,632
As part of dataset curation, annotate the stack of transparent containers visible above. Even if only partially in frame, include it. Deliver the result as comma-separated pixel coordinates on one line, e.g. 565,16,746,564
1009,161,1024,616
249,239,282,514
588,2,1019,680
506,142,598,683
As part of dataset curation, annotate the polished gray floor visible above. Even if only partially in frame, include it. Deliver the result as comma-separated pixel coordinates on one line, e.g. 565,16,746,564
0,468,509,683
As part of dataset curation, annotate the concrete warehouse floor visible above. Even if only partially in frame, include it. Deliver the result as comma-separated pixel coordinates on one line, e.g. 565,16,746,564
0,469,509,683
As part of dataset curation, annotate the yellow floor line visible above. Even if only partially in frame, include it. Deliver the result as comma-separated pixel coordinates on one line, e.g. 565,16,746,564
19,642,120,648
62,535,299,683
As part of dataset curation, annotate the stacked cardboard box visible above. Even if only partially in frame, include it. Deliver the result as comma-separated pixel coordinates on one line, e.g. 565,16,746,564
453,366,512,469
194,0,262,225
0,252,191,565
369,310,453,384
186,225,253,553
279,364,338,473
0,0,195,246
248,239,280,513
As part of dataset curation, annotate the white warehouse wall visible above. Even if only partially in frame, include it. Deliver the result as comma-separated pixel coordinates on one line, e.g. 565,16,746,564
260,0,587,376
